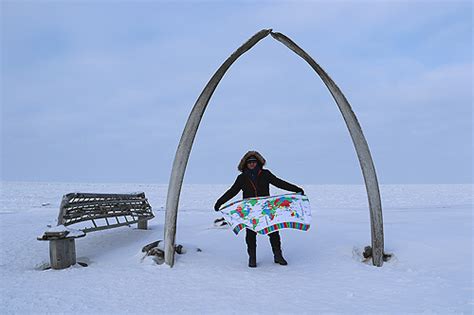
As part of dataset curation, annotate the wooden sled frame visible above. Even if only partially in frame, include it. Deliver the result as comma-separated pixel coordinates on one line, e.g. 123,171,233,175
164,29,385,267
39,192,154,269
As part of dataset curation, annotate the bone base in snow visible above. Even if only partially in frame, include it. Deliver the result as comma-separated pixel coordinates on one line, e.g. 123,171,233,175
363,246,392,262
142,240,197,265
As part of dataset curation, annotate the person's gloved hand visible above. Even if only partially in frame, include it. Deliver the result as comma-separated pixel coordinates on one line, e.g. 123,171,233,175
214,203,221,212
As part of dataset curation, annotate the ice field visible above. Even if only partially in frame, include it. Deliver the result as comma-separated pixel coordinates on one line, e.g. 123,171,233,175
0,182,472,314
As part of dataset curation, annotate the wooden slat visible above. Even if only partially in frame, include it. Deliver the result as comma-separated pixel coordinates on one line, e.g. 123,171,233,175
66,192,145,199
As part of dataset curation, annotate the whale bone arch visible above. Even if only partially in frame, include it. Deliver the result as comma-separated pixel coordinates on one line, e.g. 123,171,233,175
163,29,385,267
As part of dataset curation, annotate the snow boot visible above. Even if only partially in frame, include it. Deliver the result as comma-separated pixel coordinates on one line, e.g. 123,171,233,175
248,255,257,268
269,232,288,265
247,246,257,268
246,229,257,268
273,252,288,265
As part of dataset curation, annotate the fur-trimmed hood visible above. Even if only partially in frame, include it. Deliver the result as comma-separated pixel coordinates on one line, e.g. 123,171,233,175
238,151,266,172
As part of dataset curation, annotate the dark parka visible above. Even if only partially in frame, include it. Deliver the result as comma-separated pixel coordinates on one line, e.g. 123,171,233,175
214,151,304,209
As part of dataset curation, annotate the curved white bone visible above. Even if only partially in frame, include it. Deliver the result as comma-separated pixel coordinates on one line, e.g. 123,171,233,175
271,31,384,267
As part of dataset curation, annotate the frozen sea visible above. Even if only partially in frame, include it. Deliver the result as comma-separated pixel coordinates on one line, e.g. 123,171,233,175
0,182,472,314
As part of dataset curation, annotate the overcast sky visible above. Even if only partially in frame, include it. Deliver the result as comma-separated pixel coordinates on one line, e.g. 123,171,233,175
1,1,472,184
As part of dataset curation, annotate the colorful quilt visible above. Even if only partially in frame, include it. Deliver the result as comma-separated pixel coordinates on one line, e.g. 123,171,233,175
219,193,312,235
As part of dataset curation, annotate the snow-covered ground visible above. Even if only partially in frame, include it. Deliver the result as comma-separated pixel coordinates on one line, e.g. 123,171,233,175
0,182,472,314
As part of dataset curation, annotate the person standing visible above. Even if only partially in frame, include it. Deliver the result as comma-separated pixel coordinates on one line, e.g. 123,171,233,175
214,151,304,268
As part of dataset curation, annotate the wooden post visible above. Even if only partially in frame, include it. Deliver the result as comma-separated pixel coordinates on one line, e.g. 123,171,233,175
49,238,76,270
137,220,148,230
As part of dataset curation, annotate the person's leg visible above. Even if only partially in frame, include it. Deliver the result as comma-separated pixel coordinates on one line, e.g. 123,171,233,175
245,229,257,268
269,231,288,265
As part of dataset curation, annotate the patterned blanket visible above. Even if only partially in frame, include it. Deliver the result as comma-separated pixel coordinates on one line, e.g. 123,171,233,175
219,193,312,235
